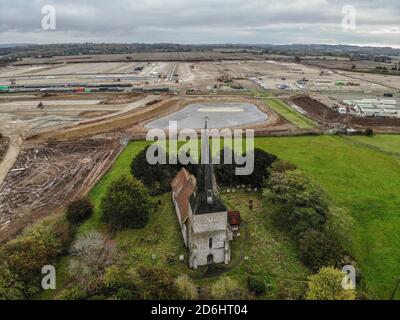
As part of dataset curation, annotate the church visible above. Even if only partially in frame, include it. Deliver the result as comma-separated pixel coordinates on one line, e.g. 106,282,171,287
171,121,237,269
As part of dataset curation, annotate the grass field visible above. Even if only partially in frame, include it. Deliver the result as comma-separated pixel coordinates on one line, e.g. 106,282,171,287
264,99,316,129
255,135,400,299
62,134,400,299
347,134,400,156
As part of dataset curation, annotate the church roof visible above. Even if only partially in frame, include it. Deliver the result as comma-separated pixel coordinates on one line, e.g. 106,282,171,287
171,168,196,223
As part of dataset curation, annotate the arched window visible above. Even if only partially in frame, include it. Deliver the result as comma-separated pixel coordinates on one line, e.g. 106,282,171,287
209,237,213,249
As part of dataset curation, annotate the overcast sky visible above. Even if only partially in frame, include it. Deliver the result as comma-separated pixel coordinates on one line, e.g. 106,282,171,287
0,0,399,47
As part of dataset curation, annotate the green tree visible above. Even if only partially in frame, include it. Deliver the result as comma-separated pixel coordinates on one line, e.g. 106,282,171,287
298,229,345,271
66,197,93,224
101,175,152,231
0,266,25,300
131,146,178,195
306,267,356,300
266,170,328,237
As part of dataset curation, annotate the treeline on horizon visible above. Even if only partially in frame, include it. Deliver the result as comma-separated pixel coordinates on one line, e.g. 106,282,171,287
1,43,399,61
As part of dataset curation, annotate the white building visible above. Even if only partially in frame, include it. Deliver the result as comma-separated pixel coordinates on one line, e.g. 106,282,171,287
171,121,233,269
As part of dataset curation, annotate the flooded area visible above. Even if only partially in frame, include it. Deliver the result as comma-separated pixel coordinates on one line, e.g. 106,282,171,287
145,102,267,129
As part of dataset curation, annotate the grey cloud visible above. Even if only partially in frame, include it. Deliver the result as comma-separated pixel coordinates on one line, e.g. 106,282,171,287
0,0,398,46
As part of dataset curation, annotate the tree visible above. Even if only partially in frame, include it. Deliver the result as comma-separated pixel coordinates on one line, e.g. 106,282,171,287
68,231,108,288
266,170,328,237
211,277,248,300
298,229,345,271
174,275,198,300
101,175,152,231
248,275,268,296
216,148,277,187
66,197,93,224
0,266,25,300
306,267,356,300
131,146,178,195
0,216,70,299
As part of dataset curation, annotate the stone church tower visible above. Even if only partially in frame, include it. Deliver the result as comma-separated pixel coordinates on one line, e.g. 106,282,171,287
187,120,231,269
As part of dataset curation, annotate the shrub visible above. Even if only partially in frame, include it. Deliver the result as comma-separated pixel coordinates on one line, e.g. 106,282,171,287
101,175,152,231
306,267,356,300
66,197,93,224
0,266,25,300
248,275,267,295
57,286,87,300
270,160,297,173
298,229,345,272
137,266,179,300
365,128,374,137
266,170,328,237
103,265,140,300
174,275,198,300
211,277,248,300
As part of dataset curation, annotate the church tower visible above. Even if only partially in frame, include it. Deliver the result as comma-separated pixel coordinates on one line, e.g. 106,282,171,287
187,119,231,269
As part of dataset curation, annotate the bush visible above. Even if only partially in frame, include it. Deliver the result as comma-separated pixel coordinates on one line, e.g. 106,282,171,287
137,266,179,300
66,197,93,224
266,170,328,237
174,275,198,300
57,286,87,300
103,265,140,300
298,229,345,272
365,128,374,137
211,277,248,300
270,160,297,173
0,266,25,300
306,267,356,300
248,275,267,295
101,175,152,231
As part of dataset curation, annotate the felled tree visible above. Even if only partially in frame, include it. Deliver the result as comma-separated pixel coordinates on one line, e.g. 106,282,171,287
101,175,152,231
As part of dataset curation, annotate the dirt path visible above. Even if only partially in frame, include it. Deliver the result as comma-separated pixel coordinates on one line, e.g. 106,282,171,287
0,135,23,187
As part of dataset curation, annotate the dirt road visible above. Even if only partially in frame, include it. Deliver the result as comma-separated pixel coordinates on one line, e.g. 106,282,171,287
0,135,23,187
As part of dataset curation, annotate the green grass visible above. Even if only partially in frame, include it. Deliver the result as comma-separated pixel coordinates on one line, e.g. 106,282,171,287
347,134,400,156
264,99,316,129
66,134,400,299
255,135,400,299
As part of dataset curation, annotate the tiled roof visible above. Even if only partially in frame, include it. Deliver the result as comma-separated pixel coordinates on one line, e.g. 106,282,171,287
171,168,196,223
228,211,241,226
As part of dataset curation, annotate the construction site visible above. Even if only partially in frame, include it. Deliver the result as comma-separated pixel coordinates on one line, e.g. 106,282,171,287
0,53,399,242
